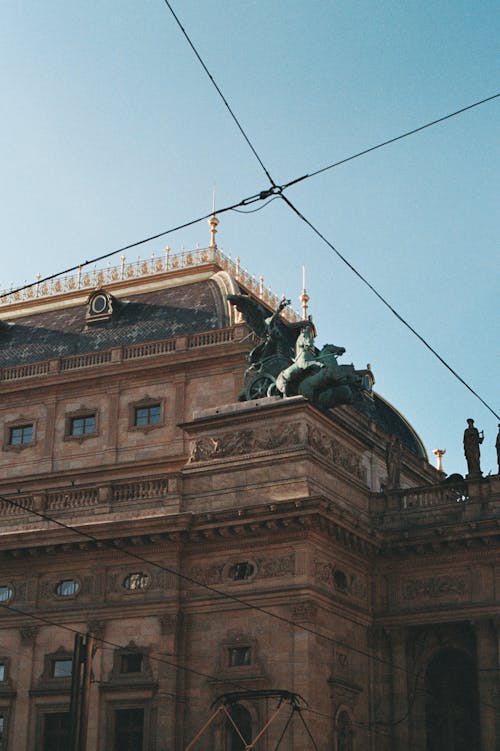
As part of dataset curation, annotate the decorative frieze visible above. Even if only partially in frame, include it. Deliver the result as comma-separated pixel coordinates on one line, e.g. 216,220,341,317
313,560,368,601
402,575,468,600
189,422,303,462
254,554,295,578
307,425,366,481
291,601,318,622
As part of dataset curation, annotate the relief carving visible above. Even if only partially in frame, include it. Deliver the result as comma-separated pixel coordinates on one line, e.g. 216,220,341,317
189,422,303,462
255,554,295,578
189,563,224,586
291,601,318,621
313,560,368,602
403,575,467,600
306,425,365,481
20,623,39,643
314,559,333,584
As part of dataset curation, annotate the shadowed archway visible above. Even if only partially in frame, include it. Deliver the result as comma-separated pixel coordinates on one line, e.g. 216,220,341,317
425,648,480,751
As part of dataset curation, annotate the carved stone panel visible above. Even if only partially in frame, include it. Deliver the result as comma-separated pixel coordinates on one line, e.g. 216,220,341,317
189,422,304,462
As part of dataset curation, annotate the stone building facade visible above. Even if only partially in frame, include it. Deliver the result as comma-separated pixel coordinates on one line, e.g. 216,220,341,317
0,244,498,750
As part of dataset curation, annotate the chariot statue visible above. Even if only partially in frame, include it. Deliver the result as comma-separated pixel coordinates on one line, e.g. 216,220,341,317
227,294,370,409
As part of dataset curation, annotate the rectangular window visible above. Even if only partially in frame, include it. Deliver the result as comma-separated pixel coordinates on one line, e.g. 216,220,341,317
70,415,96,436
0,714,5,743
51,659,72,678
43,712,70,751
114,708,144,751
120,653,143,674
9,424,33,445
229,647,251,667
0,664,5,681
134,404,161,427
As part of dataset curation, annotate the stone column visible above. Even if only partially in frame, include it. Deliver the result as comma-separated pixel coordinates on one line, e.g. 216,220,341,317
157,611,183,751
388,626,409,750
15,624,39,751
474,618,499,751
367,626,392,751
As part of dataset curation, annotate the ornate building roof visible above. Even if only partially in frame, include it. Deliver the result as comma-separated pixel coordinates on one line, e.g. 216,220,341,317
0,279,229,367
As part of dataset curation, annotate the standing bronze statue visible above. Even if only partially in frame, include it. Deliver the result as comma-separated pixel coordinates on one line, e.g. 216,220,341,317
385,435,402,489
496,424,500,475
463,418,484,477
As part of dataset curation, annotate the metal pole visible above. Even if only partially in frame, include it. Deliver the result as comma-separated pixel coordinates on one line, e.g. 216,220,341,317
69,634,83,751
78,633,94,751
183,705,225,751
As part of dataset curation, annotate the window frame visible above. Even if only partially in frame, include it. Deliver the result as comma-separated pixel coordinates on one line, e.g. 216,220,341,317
108,642,152,684
228,646,251,667
128,397,164,433
0,587,13,605
0,708,10,751
34,705,71,751
38,648,74,688
3,418,37,452
105,699,152,751
123,572,151,592
54,579,81,599
64,408,98,442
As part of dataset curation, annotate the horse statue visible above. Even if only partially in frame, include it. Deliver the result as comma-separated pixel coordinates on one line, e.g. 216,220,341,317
276,333,366,410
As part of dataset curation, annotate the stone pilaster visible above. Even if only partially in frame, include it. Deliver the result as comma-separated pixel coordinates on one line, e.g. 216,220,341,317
388,626,409,750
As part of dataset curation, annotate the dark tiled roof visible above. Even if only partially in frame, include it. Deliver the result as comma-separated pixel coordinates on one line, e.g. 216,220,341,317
353,392,426,459
0,279,228,367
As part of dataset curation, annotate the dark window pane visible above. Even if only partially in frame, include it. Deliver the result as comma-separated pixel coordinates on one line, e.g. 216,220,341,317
43,712,70,751
55,579,80,597
70,415,96,435
0,664,5,681
52,659,72,678
233,562,254,581
123,572,150,591
229,647,251,667
115,708,144,751
121,653,143,673
227,704,252,751
10,424,33,445
0,586,13,603
134,405,161,426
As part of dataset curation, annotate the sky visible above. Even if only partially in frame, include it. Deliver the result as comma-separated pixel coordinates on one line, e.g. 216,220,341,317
1,0,498,477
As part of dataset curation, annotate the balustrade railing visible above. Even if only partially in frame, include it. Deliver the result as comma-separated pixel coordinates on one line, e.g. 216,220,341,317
379,481,469,515
0,475,173,518
0,246,300,322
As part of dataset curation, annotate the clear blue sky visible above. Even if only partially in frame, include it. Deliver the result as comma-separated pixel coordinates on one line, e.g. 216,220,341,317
1,1,498,476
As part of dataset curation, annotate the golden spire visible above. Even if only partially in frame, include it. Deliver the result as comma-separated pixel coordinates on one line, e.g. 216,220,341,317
433,448,446,472
208,187,219,249
299,265,310,319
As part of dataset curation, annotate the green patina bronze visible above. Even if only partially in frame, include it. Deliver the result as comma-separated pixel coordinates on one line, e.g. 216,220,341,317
227,294,370,409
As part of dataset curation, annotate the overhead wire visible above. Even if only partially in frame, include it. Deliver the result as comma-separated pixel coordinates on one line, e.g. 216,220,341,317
1,7,497,740
282,92,500,189
1,491,498,721
160,0,276,187
0,191,268,302
280,193,500,421
0,597,250,700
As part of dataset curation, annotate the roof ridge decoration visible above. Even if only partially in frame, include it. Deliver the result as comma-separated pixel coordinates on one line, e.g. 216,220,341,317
0,246,301,323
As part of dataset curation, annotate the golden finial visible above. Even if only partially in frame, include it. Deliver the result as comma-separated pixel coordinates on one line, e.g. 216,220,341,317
209,187,219,250
299,265,310,319
433,448,446,472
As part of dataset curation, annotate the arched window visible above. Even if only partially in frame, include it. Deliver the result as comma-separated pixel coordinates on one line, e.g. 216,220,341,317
337,711,353,751
425,648,480,751
226,704,252,751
